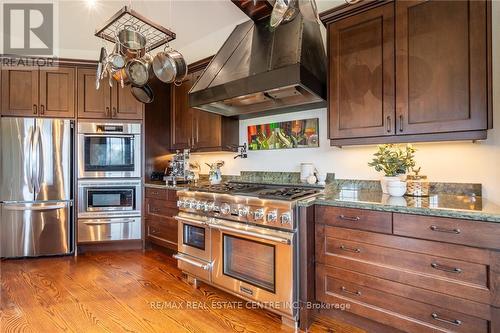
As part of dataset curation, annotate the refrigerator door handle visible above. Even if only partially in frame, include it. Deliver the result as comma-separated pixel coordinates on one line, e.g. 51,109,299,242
36,126,43,194
3,203,68,211
32,125,41,194
24,126,35,193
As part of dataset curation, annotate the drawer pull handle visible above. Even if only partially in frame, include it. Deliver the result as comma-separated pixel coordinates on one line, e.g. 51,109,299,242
340,245,361,253
431,262,462,274
430,225,461,234
341,286,361,296
431,313,462,326
152,191,159,195
339,215,360,222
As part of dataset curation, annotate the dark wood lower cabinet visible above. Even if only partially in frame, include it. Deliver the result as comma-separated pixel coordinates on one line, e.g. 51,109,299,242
144,187,178,251
310,205,500,332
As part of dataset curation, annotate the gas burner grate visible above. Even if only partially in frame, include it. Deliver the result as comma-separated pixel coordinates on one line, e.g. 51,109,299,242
257,187,320,200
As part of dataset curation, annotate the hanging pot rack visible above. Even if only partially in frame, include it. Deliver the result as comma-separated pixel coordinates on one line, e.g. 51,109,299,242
94,6,176,52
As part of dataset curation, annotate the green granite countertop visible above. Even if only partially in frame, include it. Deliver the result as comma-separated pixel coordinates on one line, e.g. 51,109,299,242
299,188,500,223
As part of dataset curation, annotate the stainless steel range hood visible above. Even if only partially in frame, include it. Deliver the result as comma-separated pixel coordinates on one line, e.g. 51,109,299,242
188,11,327,119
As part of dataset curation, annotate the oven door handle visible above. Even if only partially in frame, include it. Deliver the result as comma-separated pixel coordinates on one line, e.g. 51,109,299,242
211,224,292,245
82,134,135,138
173,253,212,271
82,219,136,225
174,215,210,226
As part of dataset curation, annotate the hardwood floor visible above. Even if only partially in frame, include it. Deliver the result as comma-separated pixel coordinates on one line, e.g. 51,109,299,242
1,250,365,333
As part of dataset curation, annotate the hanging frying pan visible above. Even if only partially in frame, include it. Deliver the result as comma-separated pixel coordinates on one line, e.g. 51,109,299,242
131,84,154,104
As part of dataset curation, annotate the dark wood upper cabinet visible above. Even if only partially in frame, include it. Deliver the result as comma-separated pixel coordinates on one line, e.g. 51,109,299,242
171,73,195,150
77,67,143,120
1,66,75,118
39,67,75,118
322,0,492,145
1,67,39,117
328,3,395,139
395,0,488,134
170,57,238,152
113,84,144,120
77,68,112,119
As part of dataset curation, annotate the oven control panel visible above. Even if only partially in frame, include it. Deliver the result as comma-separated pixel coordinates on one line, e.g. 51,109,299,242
176,197,295,230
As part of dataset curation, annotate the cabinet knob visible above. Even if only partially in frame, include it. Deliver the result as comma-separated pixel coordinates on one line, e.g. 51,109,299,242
33,104,38,115
40,105,45,115
399,115,404,132
386,115,391,133
112,107,117,118
106,107,110,117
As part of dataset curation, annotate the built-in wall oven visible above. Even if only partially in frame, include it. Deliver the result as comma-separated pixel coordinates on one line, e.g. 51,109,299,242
78,179,141,218
77,122,141,179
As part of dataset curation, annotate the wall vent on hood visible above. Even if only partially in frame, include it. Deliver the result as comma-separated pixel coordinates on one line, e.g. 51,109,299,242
188,7,327,119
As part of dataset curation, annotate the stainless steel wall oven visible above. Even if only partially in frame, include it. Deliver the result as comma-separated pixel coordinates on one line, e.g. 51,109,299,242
77,122,141,179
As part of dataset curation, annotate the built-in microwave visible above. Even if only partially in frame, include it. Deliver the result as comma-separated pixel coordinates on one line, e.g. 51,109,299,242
77,179,141,218
77,122,141,179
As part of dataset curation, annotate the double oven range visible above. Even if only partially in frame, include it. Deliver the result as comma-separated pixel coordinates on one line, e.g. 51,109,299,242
174,182,319,326
77,122,142,243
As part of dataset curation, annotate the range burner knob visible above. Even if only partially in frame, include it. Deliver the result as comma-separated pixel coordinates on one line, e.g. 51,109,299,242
220,203,231,215
253,208,264,220
188,200,197,209
195,201,204,210
280,212,292,225
176,199,184,208
205,202,215,212
267,210,277,223
238,206,250,217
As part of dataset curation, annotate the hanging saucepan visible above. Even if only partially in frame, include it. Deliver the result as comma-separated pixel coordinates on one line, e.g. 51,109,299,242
116,26,146,59
152,49,187,84
131,84,154,104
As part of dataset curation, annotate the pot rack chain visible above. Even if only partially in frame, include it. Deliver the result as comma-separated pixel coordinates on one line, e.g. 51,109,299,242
94,6,176,52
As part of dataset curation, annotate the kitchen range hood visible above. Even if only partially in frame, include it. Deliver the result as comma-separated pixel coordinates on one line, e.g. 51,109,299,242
189,2,327,119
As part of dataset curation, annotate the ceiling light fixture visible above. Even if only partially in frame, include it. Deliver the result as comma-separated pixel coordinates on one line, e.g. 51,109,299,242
85,0,97,9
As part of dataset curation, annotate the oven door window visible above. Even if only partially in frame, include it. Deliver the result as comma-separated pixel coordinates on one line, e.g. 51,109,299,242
87,188,134,211
183,224,206,250
84,136,134,171
223,234,275,293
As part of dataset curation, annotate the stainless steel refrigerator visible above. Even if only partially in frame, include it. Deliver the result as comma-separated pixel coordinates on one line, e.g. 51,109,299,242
0,118,73,258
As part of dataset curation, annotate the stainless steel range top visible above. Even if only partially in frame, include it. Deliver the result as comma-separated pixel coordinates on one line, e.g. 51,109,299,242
176,182,320,231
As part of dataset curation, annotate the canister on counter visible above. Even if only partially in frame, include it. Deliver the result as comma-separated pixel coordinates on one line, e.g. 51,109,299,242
406,168,430,196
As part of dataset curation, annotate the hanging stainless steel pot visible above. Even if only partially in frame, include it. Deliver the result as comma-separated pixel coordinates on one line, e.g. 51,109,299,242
152,50,187,84
116,26,146,59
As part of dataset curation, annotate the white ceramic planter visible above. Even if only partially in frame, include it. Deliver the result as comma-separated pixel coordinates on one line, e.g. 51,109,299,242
387,180,407,197
380,175,404,194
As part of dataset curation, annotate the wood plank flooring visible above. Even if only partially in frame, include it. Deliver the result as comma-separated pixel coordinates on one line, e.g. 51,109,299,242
1,249,365,333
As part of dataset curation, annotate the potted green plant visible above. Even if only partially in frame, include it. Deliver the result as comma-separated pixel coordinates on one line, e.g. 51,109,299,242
368,144,416,194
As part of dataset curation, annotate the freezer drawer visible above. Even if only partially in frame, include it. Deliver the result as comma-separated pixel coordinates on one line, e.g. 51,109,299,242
78,217,141,243
0,201,71,258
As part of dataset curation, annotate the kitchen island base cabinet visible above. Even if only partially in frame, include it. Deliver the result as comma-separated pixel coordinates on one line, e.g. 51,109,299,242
313,206,500,332
144,187,178,251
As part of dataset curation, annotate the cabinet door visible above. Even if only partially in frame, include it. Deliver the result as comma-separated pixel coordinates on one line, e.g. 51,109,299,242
39,67,75,118
77,68,111,119
328,3,395,139
193,110,221,149
1,68,39,116
395,0,488,134
112,84,143,120
170,73,194,150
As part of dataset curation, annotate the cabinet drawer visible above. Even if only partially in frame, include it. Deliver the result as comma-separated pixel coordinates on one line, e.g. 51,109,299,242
316,225,491,303
315,206,392,233
146,218,177,249
145,187,178,202
393,213,500,250
316,264,488,333
146,198,178,217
